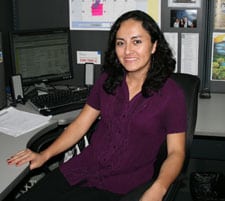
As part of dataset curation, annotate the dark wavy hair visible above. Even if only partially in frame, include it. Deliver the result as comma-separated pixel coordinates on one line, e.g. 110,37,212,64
102,10,176,97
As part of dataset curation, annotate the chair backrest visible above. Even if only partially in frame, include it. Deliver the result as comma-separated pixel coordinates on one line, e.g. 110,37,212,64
153,73,200,178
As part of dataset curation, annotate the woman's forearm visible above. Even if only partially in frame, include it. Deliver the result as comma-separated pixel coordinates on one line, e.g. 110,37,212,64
154,150,185,193
41,104,100,161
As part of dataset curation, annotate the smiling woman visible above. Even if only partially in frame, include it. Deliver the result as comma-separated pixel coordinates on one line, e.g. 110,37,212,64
8,10,186,201
114,19,157,100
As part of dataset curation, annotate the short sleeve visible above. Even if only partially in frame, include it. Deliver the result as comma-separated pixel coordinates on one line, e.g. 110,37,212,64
164,81,187,134
86,73,107,110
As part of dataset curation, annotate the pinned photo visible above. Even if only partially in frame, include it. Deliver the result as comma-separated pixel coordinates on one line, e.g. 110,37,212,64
170,9,197,28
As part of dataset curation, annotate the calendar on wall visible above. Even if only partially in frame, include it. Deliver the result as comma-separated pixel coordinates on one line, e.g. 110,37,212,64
69,0,148,30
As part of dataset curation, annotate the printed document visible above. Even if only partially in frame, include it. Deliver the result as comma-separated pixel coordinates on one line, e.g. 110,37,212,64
0,107,52,137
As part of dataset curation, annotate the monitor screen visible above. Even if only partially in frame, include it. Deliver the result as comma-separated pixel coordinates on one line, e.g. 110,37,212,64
9,28,73,86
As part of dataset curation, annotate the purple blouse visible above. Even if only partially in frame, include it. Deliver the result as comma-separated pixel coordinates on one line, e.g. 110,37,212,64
60,73,186,194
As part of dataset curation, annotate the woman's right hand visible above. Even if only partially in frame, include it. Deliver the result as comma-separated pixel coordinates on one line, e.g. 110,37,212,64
7,149,48,170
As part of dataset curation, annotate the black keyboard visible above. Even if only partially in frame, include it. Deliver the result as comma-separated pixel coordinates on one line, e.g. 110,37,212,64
29,88,88,116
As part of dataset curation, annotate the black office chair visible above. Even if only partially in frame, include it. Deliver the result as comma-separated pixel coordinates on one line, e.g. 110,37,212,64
119,72,200,201
27,121,98,173
24,72,200,201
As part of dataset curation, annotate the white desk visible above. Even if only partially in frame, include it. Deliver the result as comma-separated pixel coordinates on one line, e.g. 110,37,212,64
0,121,58,200
0,103,81,201
195,93,225,137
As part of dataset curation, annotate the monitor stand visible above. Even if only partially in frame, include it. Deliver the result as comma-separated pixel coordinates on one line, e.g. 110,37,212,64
34,83,48,95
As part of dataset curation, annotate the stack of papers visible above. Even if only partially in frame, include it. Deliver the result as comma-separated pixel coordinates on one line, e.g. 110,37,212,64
0,107,52,137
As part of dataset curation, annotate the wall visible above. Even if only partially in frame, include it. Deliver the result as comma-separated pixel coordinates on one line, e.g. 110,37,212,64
3,0,225,93
9,0,110,87
0,0,13,86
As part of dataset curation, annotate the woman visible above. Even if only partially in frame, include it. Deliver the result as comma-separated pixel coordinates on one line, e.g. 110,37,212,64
7,10,186,201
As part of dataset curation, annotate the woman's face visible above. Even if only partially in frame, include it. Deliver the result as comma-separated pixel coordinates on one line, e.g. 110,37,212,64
115,19,157,74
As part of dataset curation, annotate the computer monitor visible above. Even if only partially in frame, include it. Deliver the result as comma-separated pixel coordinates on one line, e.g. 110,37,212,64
9,28,73,86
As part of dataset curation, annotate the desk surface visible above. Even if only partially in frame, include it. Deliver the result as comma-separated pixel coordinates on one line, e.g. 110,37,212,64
0,93,225,200
195,93,225,137
0,121,58,201
0,104,81,201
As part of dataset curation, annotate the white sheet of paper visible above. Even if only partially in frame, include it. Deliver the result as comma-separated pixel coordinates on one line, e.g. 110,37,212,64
164,32,178,72
77,51,101,64
0,107,52,137
181,33,199,75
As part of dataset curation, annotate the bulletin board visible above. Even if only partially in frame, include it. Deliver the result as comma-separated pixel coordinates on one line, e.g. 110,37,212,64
69,0,150,30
